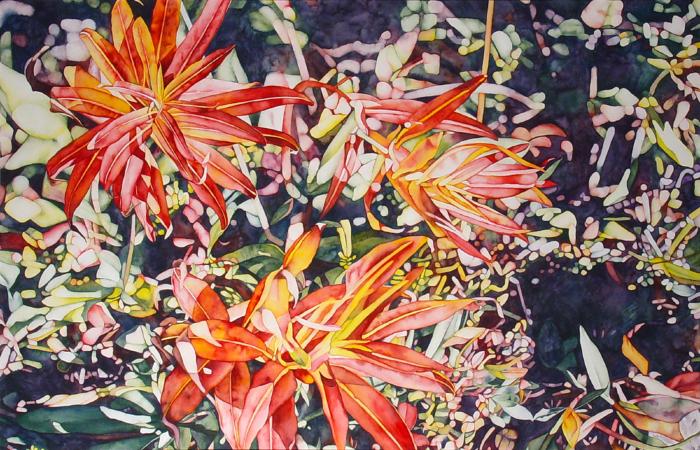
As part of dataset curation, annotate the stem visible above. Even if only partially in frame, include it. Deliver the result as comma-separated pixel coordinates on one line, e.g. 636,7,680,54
477,0,495,122
179,1,193,29
121,215,136,287
285,21,309,80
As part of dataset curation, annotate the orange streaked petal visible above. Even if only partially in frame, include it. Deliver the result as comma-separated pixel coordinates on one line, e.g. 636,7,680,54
110,0,134,50
283,223,324,275
80,29,131,83
52,86,133,118
131,17,161,92
393,132,442,178
171,268,229,322
150,0,180,65
160,360,233,422
395,75,486,147
345,236,427,292
64,65,101,89
186,320,267,362
164,45,234,101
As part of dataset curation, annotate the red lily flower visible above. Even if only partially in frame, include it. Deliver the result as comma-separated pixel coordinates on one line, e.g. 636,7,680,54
160,227,482,449
47,0,312,238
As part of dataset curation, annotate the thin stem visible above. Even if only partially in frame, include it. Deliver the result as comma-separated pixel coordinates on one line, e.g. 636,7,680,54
233,145,283,246
285,20,309,80
477,0,495,122
121,215,136,287
179,1,193,29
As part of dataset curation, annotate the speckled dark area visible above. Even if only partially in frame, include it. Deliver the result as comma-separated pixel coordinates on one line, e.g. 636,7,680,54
1,1,698,449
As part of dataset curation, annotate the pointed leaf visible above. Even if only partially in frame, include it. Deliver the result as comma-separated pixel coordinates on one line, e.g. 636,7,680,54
579,326,610,397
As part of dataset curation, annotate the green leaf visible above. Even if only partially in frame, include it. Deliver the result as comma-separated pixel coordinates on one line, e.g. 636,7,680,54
16,406,141,435
526,433,558,450
577,388,607,408
221,243,284,277
89,436,157,450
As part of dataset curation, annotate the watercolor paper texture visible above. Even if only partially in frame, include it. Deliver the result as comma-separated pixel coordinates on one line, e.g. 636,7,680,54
0,0,699,448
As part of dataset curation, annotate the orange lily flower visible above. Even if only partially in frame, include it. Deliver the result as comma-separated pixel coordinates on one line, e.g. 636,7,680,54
386,133,554,262
47,0,312,238
160,227,482,450
319,75,495,217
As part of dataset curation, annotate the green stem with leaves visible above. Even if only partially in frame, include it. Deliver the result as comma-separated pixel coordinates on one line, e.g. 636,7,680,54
477,0,495,122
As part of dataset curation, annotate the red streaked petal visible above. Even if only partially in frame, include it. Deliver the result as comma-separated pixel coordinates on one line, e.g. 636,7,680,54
151,110,200,181
188,141,256,197
190,175,230,229
160,360,233,422
395,75,487,147
64,148,103,220
150,0,180,65
165,46,234,101
363,299,481,341
314,372,349,450
148,164,172,229
237,361,296,449
194,86,312,116
171,107,266,146
332,356,450,393
331,365,416,450
256,396,297,450
80,29,131,83
47,124,106,178
90,107,153,150
214,362,250,408
165,0,232,77
257,127,301,151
